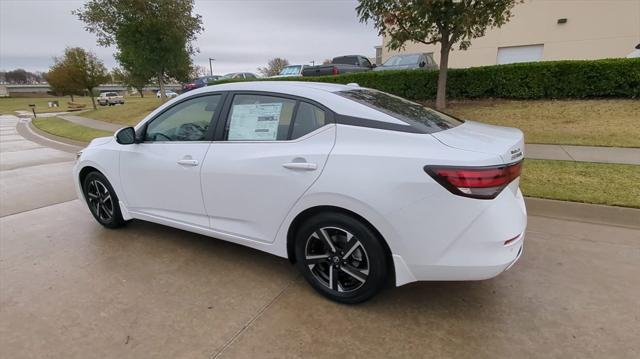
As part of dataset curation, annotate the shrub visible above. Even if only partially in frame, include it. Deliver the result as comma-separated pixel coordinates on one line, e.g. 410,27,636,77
212,58,640,100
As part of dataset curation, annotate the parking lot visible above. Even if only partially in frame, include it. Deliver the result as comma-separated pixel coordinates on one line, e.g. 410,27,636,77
1,115,639,358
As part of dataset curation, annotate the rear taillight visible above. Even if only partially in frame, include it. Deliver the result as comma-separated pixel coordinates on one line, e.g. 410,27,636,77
332,67,340,75
424,161,522,199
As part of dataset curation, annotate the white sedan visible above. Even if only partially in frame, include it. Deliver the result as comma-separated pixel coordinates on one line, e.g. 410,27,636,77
74,81,526,303
156,90,178,98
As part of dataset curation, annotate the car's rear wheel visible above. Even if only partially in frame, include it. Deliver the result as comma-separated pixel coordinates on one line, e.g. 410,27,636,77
295,212,389,304
82,171,125,228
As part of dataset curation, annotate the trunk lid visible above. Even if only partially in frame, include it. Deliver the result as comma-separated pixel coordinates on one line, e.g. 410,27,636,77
431,120,525,164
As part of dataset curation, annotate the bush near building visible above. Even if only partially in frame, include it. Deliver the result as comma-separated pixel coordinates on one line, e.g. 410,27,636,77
215,58,639,101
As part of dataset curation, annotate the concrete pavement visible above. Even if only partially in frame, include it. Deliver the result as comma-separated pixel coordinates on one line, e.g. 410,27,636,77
1,201,638,358
0,115,77,217
526,143,640,165
57,114,122,133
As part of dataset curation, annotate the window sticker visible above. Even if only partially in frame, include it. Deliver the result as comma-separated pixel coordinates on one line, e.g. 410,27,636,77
228,103,283,140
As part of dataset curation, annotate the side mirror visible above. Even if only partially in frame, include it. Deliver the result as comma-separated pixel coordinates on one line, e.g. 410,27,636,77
115,127,137,145
419,61,426,68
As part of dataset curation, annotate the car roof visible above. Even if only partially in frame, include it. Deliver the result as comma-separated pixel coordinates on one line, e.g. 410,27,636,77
148,81,408,127
200,81,357,94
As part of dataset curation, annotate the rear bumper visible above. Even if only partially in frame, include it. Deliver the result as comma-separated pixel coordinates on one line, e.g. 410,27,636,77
389,184,527,285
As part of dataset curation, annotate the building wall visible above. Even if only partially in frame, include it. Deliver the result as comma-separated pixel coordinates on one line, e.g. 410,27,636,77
381,0,640,68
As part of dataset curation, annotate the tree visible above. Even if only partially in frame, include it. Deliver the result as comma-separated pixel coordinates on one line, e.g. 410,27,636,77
5,69,29,84
45,61,83,101
112,67,151,98
322,59,332,65
190,65,210,79
75,0,203,100
257,58,289,77
357,0,519,109
48,47,109,109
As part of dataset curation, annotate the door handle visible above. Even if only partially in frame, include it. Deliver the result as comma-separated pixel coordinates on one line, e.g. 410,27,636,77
282,162,317,171
177,159,199,166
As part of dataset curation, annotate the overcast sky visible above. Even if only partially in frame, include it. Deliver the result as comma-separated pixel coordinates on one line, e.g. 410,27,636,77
0,0,380,76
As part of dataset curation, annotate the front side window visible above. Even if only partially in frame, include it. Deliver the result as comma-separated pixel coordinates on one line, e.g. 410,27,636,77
145,94,221,142
337,89,462,133
227,95,296,141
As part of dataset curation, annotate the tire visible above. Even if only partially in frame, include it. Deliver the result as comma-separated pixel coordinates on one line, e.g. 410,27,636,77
295,212,389,304
82,171,126,228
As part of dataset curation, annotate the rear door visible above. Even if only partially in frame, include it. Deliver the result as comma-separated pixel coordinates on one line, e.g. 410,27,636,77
201,93,336,243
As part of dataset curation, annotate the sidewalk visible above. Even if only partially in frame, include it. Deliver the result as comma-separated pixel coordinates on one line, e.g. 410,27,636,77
526,144,640,165
57,114,121,132
25,112,640,165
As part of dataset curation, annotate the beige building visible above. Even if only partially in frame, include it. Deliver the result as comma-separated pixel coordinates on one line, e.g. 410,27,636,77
381,0,640,68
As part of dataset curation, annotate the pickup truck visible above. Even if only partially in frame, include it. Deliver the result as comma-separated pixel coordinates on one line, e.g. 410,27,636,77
302,55,376,77
97,92,125,106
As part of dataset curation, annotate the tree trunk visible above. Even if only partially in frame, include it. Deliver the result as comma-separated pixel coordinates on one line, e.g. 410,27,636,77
88,88,97,110
436,43,451,110
70,94,74,102
158,72,167,101
137,87,144,98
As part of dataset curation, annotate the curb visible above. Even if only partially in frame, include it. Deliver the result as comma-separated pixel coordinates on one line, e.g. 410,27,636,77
525,197,640,229
16,118,85,153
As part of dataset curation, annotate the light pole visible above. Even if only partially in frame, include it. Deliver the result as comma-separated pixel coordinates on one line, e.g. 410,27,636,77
208,58,215,76
310,60,315,66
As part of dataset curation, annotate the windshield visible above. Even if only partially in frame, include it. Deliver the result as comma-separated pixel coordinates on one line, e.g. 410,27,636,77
383,54,421,66
279,66,302,76
336,89,463,133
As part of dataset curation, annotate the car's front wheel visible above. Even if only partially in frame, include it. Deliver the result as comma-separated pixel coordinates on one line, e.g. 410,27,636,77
295,212,389,304
82,171,126,228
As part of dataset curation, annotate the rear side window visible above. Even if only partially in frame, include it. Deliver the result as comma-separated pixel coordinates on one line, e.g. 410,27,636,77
291,102,327,139
227,95,296,141
336,89,462,133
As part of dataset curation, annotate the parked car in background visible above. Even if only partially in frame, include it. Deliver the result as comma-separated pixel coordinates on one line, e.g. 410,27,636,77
302,55,375,77
75,81,526,304
219,72,258,81
182,75,221,92
271,65,307,78
97,92,124,106
374,53,438,72
627,43,640,58
157,90,179,98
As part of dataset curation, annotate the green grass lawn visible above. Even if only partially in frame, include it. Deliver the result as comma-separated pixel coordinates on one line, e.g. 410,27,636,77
32,117,113,143
442,99,640,148
81,96,163,126
0,96,94,115
520,159,640,208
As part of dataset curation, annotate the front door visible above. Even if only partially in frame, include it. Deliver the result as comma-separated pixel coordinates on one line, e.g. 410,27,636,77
201,94,336,243
119,94,223,227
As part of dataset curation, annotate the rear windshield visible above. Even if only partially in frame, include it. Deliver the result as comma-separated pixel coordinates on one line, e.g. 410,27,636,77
384,54,420,66
332,56,359,65
337,89,463,133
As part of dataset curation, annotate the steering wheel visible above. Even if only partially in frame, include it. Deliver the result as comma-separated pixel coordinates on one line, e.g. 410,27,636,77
151,132,172,141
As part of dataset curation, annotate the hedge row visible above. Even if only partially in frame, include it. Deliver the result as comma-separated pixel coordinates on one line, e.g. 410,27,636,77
215,58,640,100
